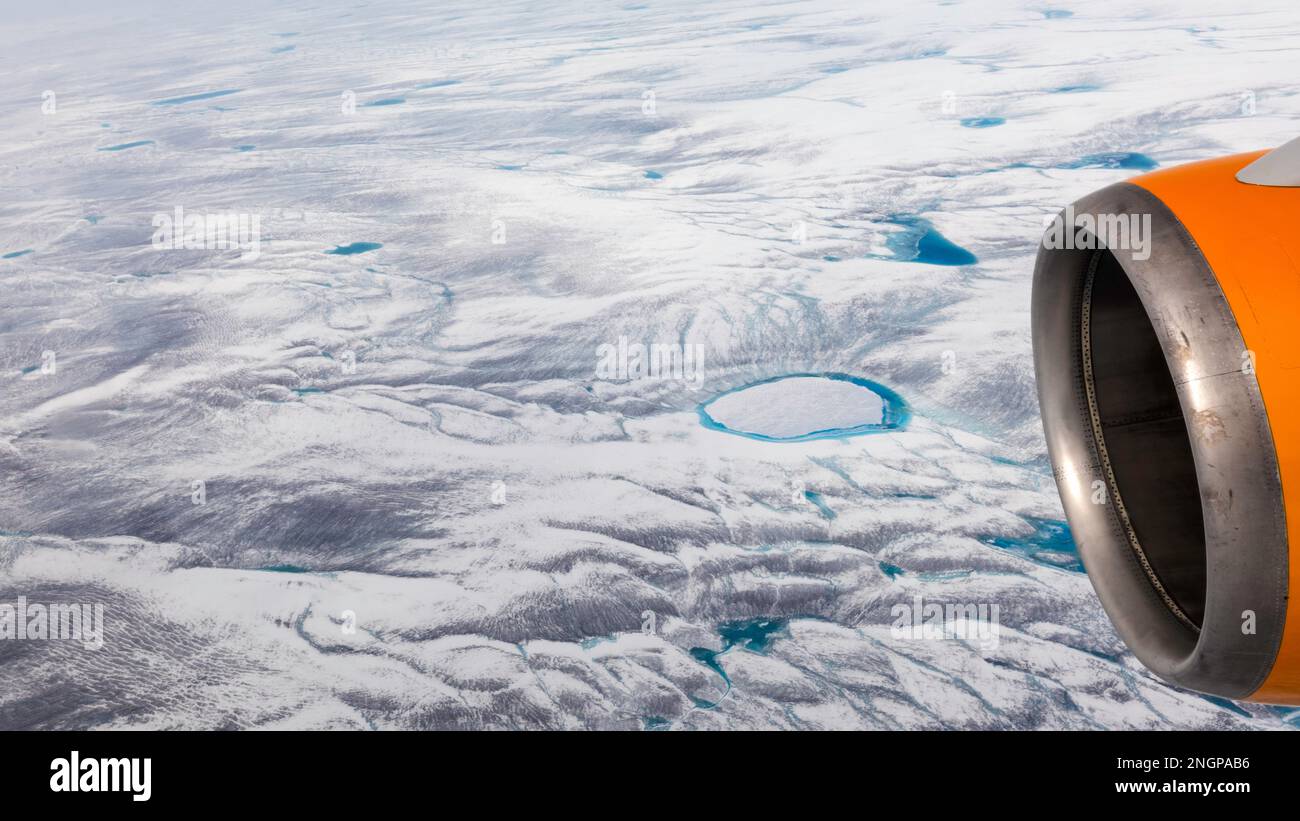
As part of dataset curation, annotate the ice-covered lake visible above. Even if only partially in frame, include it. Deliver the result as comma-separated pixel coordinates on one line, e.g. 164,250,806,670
1,0,1298,729
700,373,907,441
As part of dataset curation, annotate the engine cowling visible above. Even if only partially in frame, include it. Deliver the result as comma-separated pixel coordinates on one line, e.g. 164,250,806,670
1032,138,1300,703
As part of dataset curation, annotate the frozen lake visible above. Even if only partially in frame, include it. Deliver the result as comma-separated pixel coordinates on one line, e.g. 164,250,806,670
700,373,907,441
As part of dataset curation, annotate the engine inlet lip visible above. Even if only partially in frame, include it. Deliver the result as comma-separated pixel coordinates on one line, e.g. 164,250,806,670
1031,181,1288,698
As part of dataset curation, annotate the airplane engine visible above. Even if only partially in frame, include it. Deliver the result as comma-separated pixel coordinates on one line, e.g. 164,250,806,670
1032,137,1300,703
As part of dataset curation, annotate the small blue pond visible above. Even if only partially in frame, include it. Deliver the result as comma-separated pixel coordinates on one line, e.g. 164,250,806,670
880,215,977,266
325,242,383,256
688,617,790,708
804,490,836,520
257,564,311,573
1058,152,1157,171
152,89,240,106
98,140,154,152
983,517,1082,572
960,117,1005,128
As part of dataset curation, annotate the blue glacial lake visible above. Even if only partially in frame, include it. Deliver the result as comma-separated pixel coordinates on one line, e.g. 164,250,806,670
699,373,909,442
151,89,241,106
1058,152,1157,171
984,517,1081,572
880,215,977,266
325,242,383,256
804,490,836,520
98,140,154,152
688,617,790,709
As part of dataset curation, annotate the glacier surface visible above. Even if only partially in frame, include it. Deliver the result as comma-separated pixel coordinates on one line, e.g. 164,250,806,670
1,0,1299,729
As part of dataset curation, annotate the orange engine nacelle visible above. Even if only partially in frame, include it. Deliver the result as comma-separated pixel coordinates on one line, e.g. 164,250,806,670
1032,138,1300,703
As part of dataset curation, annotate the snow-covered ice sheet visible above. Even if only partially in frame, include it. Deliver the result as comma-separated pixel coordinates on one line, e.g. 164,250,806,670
1,0,1298,729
